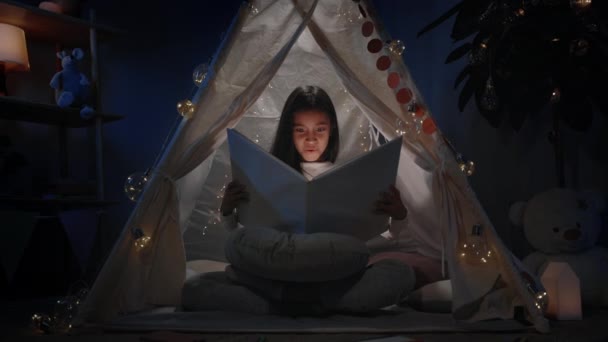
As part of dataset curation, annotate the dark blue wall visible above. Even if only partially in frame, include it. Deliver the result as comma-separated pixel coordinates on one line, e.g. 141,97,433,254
5,1,607,275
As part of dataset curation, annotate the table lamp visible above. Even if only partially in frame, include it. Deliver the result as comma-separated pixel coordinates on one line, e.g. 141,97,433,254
0,23,30,96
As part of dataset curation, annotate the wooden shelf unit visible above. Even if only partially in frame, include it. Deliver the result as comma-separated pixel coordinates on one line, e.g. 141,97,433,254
0,0,125,205
0,197,121,212
0,0,124,46
0,96,123,128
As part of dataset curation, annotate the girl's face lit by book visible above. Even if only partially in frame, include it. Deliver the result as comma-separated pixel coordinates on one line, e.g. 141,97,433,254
293,110,330,162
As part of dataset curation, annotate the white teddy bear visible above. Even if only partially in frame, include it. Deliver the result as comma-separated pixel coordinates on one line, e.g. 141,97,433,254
509,188,608,307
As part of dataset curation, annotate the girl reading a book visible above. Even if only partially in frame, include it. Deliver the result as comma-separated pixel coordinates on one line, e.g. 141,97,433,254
221,85,408,226
182,86,442,315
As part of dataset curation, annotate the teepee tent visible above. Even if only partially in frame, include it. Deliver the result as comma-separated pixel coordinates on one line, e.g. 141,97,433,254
76,0,549,332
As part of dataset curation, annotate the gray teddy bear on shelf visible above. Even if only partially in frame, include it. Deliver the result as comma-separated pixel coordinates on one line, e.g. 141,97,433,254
50,48,95,119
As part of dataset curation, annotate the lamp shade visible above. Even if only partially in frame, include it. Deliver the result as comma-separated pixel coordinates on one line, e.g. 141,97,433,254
0,23,30,72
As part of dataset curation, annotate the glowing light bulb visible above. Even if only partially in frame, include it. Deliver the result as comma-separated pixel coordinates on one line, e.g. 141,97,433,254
387,40,405,56
460,224,492,265
248,2,259,15
177,99,195,118
550,88,561,103
124,170,150,202
132,227,151,251
456,154,475,176
570,0,592,11
536,291,549,312
31,313,53,334
395,119,407,136
463,160,475,176
192,63,209,87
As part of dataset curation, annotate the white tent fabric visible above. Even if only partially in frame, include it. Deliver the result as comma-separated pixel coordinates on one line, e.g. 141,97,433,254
75,0,549,332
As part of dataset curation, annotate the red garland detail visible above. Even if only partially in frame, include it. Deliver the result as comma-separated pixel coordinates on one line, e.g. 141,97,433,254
367,39,383,53
387,72,400,89
376,56,391,71
422,118,437,135
361,21,374,37
396,88,413,104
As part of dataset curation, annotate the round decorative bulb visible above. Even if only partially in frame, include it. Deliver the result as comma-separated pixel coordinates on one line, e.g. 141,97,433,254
248,2,259,15
459,225,491,265
570,0,592,11
395,118,407,136
464,160,475,176
124,170,150,202
387,40,405,56
550,88,561,103
192,63,209,87
132,227,151,250
177,100,195,118
134,236,151,250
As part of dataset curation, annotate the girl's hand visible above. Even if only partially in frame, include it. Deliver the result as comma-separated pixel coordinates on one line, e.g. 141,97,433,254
220,180,249,216
374,184,407,220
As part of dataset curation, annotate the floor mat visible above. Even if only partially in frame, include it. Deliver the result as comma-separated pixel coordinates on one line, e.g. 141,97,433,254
101,306,530,334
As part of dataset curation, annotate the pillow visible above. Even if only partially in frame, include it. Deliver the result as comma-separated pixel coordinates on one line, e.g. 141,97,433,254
181,271,275,314
185,259,229,281
226,259,416,315
368,251,444,289
225,227,369,282
401,279,453,313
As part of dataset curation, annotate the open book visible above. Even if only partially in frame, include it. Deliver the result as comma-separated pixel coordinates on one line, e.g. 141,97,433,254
227,128,402,241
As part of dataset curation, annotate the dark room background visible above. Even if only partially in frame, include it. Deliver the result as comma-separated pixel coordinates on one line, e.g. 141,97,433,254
2,0,607,294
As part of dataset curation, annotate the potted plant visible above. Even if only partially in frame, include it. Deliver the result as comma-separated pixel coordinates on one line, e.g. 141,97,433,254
418,0,607,187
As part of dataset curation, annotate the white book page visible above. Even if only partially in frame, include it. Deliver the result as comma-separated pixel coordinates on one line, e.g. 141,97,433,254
228,129,307,233
307,136,402,240
228,129,402,240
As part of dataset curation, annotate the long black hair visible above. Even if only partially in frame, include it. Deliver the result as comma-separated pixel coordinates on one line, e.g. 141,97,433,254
270,86,340,173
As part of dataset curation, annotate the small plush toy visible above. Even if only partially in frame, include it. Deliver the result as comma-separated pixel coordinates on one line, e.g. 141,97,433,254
509,188,608,307
50,48,95,119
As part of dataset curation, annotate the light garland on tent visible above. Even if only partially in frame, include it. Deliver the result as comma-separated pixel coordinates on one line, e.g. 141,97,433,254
247,2,259,16
395,119,407,136
124,168,151,202
207,173,230,232
386,39,405,56
407,102,424,135
123,63,209,202
456,153,476,177
359,124,370,152
132,227,151,251
459,224,493,265
521,271,550,314
176,100,195,118
192,63,209,87
31,287,88,335
337,4,363,23
441,135,476,177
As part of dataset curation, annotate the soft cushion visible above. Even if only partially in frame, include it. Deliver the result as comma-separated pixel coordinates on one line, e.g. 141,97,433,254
368,251,444,289
185,259,229,281
401,279,453,313
226,259,416,314
224,227,369,282
181,271,275,314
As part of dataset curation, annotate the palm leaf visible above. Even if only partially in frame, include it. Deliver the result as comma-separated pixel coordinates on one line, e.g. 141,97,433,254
451,0,488,41
474,87,503,128
417,1,463,38
445,42,472,63
458,76,479,112
454,65,472,89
